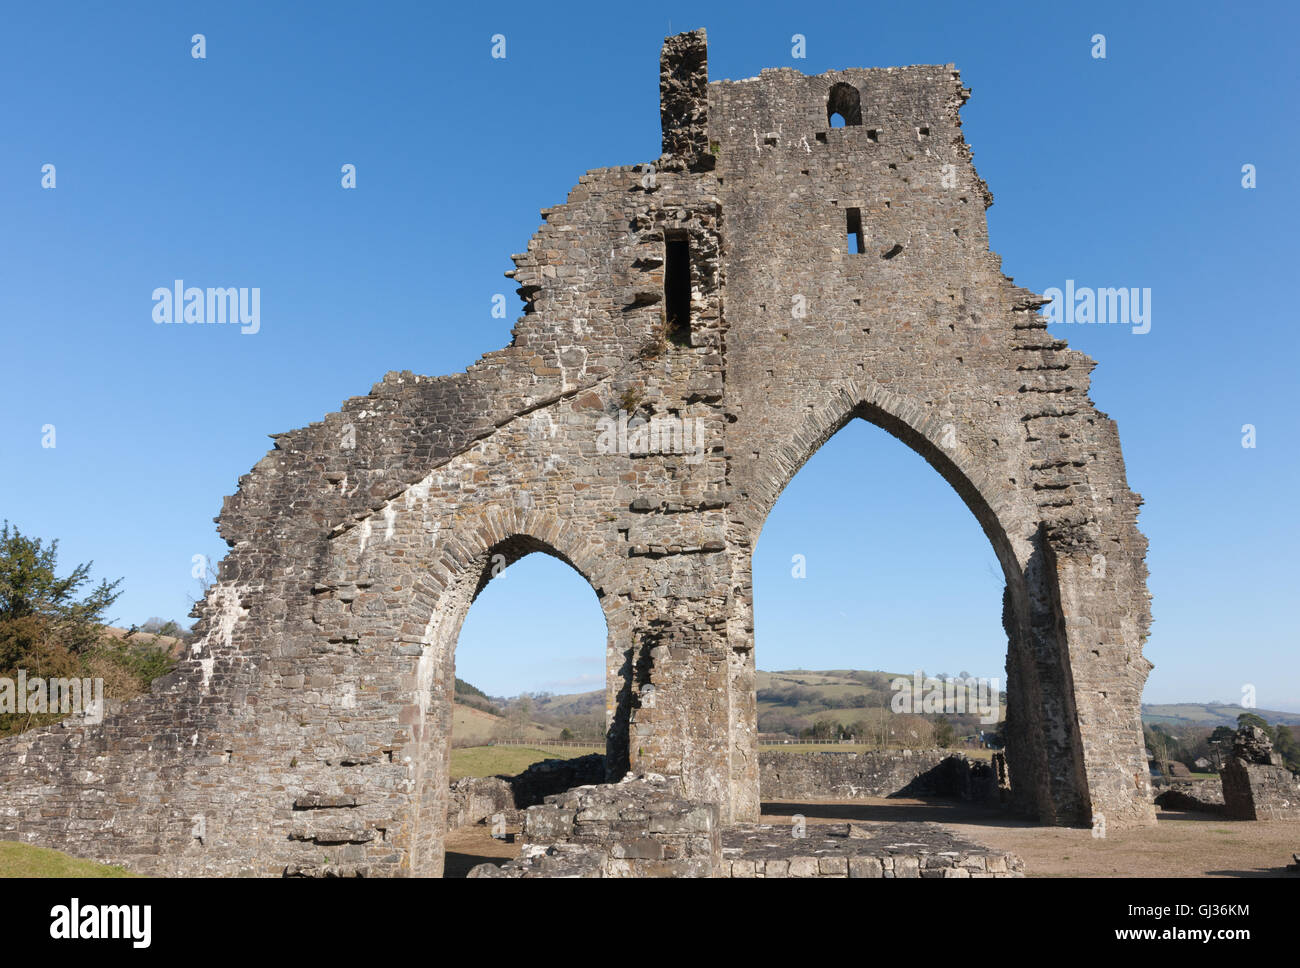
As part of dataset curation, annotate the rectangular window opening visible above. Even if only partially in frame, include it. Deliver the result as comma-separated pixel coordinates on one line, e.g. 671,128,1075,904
846,208,864,254
663,230,691,343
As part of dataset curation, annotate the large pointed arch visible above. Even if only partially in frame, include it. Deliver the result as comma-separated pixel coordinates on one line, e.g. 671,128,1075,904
727,377,1081,827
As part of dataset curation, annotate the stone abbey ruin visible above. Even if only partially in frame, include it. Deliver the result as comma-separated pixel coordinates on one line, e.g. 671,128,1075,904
0,30,1159,876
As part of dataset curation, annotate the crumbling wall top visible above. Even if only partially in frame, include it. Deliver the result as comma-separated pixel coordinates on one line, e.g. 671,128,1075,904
659,29,713,172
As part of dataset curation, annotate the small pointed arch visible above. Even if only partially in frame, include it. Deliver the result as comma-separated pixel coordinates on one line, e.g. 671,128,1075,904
395,508,631,874
827,82,863,128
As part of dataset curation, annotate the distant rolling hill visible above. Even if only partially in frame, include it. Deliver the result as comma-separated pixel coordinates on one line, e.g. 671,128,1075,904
1140,703,1300,728
451,702,554,745
469,669,1008,738
527,690,604,719
460,672,1300,737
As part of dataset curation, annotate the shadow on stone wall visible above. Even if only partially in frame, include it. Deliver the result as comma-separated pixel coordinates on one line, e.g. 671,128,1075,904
895,754,1000,802
448,753,607,830
759,749,1005,804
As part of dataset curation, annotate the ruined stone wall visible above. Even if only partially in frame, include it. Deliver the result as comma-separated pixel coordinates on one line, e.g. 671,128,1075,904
471,774,721,878
473,773,1022,879
1153,778,1224,815
447,754,606,831
1222,764,1300,821
707,50,1153,829
0,27,1154,877
759,749,997,802
1221,727,1300,821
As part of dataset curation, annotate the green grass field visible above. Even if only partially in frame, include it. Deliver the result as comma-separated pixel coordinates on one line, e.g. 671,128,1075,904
0,841,137,878
450,744,604,779
451,742,991,779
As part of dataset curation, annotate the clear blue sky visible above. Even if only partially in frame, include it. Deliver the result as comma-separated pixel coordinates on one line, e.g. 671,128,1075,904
2,2,1296,710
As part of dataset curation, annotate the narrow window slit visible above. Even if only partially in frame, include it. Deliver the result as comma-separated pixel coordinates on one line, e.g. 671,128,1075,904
846,208,864,254
663,230,691,344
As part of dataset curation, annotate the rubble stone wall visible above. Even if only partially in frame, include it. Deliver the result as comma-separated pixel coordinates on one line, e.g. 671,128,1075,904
1220,726,1300,821
1152,778,1225,814
759,749,998,801
447,754,606,830
1222,764,1300,821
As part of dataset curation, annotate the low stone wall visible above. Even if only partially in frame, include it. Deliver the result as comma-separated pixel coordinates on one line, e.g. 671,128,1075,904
1219,725,1300,821
1223,762,1300,821
447,753,607,831
447,776,517,830
759,749,999,802
719,822,1023,878
470,773,1024,878
468,774,720,877
1152,778,1224,815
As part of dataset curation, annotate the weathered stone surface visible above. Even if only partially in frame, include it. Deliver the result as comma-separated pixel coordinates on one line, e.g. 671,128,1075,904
720,821,1024,879
447,753,607,831
1153,779,1225,815
1231,725,1279,766
760,749,998,801
479,774,1023,879
1222,726,1300,821
478,774,721,877
446,776,517,831
0,27,1154,876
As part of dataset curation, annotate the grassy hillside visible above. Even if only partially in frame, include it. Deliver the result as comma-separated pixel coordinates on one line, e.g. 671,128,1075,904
1140,703,1300,728
452,702,554,745
461,669,1005,745
527,690,603,719
104,625,186,657
454,672,1300,750
755,669,1005,737
0,841,137,878
450,744,602,780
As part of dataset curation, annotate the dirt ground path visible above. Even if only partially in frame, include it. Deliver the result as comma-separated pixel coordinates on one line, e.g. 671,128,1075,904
445,797,1298,877
762,798,1299,877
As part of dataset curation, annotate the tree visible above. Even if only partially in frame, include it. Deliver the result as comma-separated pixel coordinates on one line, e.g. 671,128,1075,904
1208,725,1236,746
0,521,121,669
1236,712,1272,740
1144,724,1191,777
508,694,534,742
892,714,933,749
811,718,838,742
1273,724,1299,772
136,616,192,643
933,715,955,749
0,523,181,738
849,718,870,744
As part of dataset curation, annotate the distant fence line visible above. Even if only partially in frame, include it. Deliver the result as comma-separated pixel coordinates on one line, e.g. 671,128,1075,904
484,740,604,750
479,740,996,752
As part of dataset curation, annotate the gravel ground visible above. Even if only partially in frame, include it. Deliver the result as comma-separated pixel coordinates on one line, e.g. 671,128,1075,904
762,797,1299,877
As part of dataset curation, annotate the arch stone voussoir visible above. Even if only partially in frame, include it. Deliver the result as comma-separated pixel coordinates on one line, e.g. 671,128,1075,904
0,28,1155,877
